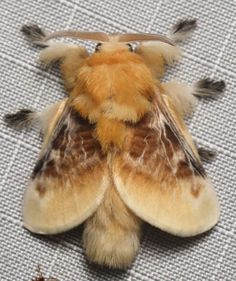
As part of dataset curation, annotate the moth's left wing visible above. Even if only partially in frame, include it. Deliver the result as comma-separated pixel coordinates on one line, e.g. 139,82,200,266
23,102,109,234
113,94,219,237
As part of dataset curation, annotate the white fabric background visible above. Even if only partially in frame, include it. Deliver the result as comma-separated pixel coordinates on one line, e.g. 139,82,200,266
0,0,235,280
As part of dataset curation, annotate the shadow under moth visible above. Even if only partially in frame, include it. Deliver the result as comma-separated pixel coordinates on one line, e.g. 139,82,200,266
5,19,225,269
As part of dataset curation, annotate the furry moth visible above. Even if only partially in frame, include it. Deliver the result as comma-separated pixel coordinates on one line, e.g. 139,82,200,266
5,19,225,269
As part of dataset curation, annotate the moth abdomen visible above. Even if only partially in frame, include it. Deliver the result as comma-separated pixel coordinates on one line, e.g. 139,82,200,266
83,184,141,269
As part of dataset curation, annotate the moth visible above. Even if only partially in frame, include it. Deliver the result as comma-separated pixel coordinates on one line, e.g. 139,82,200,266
5,19,225,269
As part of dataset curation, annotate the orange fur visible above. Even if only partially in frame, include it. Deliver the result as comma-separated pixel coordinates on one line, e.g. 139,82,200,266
96,117,126,151
71,51,155,107
72,94,99,123
61,47,89,90
70,50,156,150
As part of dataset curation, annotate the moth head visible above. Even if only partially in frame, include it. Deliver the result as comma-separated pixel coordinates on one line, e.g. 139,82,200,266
94,41,134,53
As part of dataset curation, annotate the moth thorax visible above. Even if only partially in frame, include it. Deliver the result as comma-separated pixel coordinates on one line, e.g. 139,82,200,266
70,50,156,142
75,52,154,101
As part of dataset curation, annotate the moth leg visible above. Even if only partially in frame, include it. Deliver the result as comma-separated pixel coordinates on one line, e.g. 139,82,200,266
197,147,217,162
162,80,198,116
4,109,37,130
135,19,197,78
193,78,226,98
21,24,48,47
39,44,89,90
169,19,197,43
135,41,181,78
21,24,89,91
4,100,66,134
162,78,226,116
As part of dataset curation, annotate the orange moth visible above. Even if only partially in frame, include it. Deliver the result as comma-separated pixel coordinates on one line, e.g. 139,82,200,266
5,19,225,269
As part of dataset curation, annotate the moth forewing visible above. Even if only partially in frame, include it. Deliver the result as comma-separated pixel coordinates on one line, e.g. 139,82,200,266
22,102,110,234
114,166,219,237
112,93,220,237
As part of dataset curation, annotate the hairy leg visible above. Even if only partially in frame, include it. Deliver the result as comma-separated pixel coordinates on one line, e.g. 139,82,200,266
4,100,67,135
21,24,89,91
169,19,197,43
39,43,88,90
136,19,197,78
162,78,225,163
197,147,217,162
162,78,225,116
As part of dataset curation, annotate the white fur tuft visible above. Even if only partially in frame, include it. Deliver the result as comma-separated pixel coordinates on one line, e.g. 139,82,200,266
39,42,79,64
141,41,182,64
162,80,198,116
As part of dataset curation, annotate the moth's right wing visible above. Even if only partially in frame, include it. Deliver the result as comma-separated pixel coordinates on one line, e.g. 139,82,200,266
23,102,109,234
113,96,219,237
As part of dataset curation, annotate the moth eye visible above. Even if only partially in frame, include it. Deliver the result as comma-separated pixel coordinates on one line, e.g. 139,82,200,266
127,43,133,52
95,42,102,52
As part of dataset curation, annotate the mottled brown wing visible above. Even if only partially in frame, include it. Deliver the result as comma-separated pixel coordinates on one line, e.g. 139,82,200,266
23,102,109,234
113,95,219,237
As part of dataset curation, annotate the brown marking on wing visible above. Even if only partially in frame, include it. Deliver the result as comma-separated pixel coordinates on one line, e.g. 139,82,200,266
35,182,46,197
191,183,202,198
32,109,104,185
175,159,194,178
113,106,219,237
126,106,206,182
23,105,109,234
125,113,192,180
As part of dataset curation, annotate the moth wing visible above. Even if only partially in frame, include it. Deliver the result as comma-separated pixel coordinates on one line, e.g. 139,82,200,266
23,102,109,234
113,93,219,237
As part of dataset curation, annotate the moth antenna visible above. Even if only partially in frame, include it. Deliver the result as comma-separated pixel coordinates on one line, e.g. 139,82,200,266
21,23,109,44
21,24,48,46
198,147,217,162
118,33,174,45
194,78,226,97
4,109,37,129
169,19,197,43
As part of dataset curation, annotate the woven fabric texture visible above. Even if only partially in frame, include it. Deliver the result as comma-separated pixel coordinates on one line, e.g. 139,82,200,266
0,0,235,280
